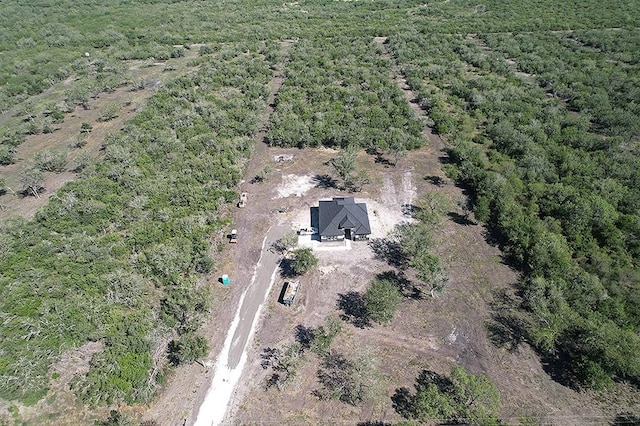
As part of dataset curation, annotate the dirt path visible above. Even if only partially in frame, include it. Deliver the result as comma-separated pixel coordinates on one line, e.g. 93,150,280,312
193,224,289,426
374,36,446,153
181,41,296,426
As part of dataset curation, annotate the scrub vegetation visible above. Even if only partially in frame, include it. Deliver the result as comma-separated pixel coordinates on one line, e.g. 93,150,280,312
0,0,638,423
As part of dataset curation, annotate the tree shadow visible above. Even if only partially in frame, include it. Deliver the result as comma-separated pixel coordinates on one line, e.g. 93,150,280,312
415,369,453,393
374,154,393,167
390,387,413,418
611,412,640,425
401,203,418,219
377,270,422,299
540,349,579,390
448,211,476,226
250,175,265,184
260,347,277,369
486,289,527,353
337,291,370,328
424,175,446,186
18,187,44,198
279,258,296,278
369,238,410,269
294,324,315,349
439,147,455,163
312,174,338,189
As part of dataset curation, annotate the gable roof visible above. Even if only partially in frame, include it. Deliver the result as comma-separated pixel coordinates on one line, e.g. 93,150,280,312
318,197,371,237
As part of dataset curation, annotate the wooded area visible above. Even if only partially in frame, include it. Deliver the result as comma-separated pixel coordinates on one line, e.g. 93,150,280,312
388,24,640,389
0,0,638,422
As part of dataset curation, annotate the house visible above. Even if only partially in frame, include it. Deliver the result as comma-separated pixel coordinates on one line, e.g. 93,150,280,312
317,197,371,241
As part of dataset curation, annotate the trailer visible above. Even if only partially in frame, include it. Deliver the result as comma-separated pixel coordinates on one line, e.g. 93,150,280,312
281,280,300,306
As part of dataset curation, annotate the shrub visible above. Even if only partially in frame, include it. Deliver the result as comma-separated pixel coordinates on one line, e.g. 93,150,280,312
364,277,402,324
34,150,67,172
291,248,318,276
0,146,15,165
168,333,209,366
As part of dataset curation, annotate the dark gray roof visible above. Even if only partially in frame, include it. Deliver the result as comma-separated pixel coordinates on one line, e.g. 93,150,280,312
318,197,371,237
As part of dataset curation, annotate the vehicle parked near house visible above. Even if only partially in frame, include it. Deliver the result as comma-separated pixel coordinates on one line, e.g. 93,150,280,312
297,227,316,235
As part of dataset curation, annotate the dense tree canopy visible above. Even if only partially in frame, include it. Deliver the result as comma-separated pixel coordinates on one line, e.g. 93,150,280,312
388,24,640,388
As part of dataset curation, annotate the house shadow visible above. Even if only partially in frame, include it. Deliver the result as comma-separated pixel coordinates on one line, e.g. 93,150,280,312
310,206,319,231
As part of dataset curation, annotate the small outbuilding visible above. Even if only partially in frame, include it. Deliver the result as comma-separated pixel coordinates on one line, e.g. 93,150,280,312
317,197,371,241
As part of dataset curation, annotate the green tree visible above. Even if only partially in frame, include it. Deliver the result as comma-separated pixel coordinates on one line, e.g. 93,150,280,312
394,366,502,425
397,222,434,258
96,410,136,426
449,366,502,424
412,252,449,298
291,248,318,276
348,169,370,192
262,343,304,390
364,277,402,324
310,315,342,355
19,164,44,198
273,231,298,254
315,351,378,406
416,191,450,226
168,333,209,366
34,150,67,172
330,148,357,189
